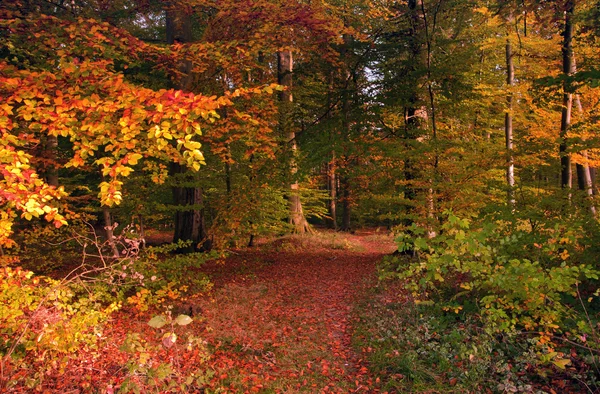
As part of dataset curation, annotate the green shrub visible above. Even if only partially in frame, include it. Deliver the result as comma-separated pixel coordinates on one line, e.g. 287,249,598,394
383,211,599,335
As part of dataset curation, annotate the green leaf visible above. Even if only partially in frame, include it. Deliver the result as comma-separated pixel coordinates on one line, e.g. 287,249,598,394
414,237,428,250
174,314,193,326
552,358,571,370
148,315,167,328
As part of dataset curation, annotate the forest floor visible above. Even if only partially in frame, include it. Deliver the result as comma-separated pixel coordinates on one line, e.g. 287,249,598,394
86,228,399,393
11,228,591,393
190,229,398,393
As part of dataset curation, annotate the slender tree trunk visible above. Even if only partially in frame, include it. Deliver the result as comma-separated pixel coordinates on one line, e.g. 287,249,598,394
341,177,351,232
278,50,311,234
103,207,119,258
137,213,146,248
505,27,516,208
325,72,337,230
166,7,210,251
573,94,596,216
404,107,418,203
560,0,574,192
421,0,439,238
326,154,337,229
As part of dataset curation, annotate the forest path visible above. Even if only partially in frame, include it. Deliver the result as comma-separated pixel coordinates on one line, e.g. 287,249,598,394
197,229,397,393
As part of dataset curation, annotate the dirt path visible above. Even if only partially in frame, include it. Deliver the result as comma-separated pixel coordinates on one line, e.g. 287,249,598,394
197,230,396,393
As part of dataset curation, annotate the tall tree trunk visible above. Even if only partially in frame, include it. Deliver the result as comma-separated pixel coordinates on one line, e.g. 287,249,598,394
402,0,423,225
326,154,337,229
560,0,574,191
325,72,337,230
341,176,351,232
404,107,418,204
573,94,596,216
278,50,311,234
171,164,211,252
505,24,516,208
166,7,210,251
338,34,356,233
421,0,439,238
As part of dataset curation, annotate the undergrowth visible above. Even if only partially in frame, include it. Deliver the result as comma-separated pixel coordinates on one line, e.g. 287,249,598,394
0,223,214,392
365,210,600,393
353,284,598,393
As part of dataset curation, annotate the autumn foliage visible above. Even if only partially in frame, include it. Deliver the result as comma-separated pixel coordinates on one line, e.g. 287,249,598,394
2,0,600,392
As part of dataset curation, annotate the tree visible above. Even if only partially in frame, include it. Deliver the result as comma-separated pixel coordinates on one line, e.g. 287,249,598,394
0,2,276,250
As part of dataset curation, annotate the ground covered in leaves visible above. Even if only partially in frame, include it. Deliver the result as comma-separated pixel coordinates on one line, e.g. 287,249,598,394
17,229,395,393
6,229,597,393
191,230,397,392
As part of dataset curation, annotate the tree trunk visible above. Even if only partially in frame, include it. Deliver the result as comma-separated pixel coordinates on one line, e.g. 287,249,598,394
560,0,574,191
341,177,351,232
166,7,211,251
421,0,439,238
171,164,211,252
573,94,596,216
103,207,119,258
505,25,516,208
401,0,423,226
278,50,311,234
325,72,337,230
339,34,354,232
326,154,337,229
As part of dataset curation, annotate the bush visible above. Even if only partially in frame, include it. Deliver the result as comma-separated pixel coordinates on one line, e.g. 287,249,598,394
383,212,599,335
0,227,214,392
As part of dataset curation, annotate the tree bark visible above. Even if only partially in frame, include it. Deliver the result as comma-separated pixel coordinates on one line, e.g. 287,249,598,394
103,207,119,258
401,0,423,226
420,0,439,238
278,50,311,234
560,0,574,191
505,24,516,208
166,7,211,252
341,177,351,232
573,94,596,216
339,34,354,232
326,154,337,229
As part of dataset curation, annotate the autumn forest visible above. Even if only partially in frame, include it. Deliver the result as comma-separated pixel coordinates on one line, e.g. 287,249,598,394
2,0,600,392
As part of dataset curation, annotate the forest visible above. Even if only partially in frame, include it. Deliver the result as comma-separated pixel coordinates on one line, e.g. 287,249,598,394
2,0,600,392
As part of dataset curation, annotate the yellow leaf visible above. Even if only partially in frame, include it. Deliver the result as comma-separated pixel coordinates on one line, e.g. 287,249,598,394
128,153,143,165
552,358,571,370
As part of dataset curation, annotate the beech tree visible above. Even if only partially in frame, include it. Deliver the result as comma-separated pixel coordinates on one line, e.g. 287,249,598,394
0,2,278,249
